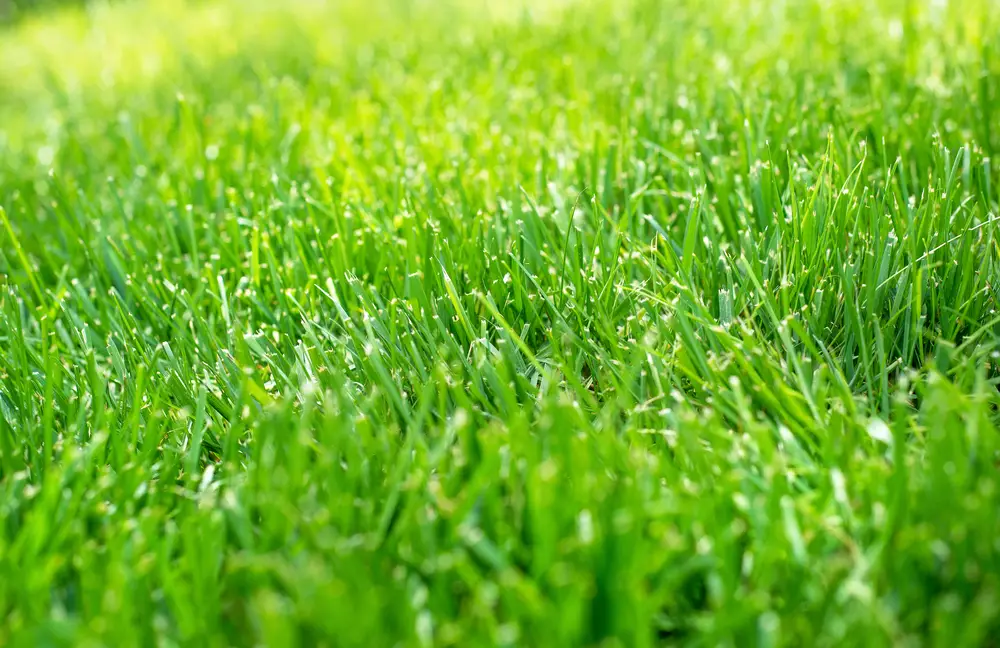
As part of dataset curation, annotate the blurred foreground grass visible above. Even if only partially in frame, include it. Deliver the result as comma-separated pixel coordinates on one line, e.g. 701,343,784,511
2,0,1000,645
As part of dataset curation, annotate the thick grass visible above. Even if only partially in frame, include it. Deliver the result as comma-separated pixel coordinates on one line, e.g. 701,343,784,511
2,0,1000,645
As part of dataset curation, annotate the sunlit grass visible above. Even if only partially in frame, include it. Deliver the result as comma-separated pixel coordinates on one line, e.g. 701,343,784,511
2,0,1000,645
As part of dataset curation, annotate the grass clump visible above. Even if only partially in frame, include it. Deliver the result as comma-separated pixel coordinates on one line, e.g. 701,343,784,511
2,0,1000,645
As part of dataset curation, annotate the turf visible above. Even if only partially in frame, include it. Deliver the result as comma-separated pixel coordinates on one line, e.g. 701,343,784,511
2,0,1000,645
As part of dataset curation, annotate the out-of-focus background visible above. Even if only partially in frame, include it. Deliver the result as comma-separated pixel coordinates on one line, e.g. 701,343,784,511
2,0,84,23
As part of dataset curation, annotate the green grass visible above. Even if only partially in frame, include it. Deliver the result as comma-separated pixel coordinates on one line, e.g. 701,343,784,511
2,0,1000,644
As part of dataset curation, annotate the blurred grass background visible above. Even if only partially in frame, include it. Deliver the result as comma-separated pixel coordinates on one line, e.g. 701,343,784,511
1,0,87,23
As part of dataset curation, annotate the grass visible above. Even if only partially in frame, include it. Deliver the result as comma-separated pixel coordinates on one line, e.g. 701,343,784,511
1,0,1000,644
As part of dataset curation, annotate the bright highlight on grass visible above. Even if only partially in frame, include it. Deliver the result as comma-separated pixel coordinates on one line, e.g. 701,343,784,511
2,0,1000,644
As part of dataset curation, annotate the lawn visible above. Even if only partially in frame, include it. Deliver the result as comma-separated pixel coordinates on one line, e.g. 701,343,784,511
2,0,1000,645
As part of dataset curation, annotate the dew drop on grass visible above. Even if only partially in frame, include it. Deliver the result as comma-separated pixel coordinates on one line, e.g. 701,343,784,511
577,509,594,544
867,418,893,446
36,146,55,166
